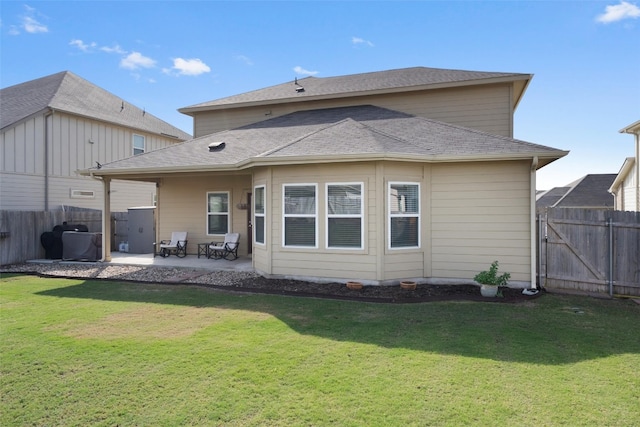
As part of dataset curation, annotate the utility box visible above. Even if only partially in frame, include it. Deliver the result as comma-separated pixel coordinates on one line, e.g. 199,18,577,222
127,206,155,254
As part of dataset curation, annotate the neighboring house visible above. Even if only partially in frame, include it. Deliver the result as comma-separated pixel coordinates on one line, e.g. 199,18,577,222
609,120,640,211
0,71,191,212
86,66,567,287
536,174,616,212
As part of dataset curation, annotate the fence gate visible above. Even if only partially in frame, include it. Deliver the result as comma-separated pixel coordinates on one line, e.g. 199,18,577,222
539,208,640,297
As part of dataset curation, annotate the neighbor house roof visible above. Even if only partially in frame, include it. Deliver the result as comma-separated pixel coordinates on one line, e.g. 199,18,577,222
536,187,571,207
179,66,532,115
87,105,567,177
537,174,616,209
1,71,191,140
620,120,640,134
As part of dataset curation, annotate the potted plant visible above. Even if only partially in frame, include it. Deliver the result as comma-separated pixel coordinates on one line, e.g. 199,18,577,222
400,280,417,290
474,261,511,297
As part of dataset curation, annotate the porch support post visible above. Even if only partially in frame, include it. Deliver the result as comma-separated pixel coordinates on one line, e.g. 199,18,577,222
102,177,112,262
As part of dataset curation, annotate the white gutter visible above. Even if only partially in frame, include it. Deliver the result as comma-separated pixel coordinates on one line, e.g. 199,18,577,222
81,151,569,178
531,156,538,289
44,109,53,211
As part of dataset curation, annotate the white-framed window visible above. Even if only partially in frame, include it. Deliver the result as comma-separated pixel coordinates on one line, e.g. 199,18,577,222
326,182,364,249
133,134,145,155
283,184,317,248
254,185,266,245
388,182,420,249
207,192,229,235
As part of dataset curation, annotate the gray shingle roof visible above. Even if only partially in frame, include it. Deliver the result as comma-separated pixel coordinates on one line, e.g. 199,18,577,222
537,174,616,209
555,174,616,208
536,187,571,208
1,71,191,140
180,66,531,112
92,105,566,175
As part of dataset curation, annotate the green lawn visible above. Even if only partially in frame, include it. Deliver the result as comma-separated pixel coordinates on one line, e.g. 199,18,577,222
1,274,639,426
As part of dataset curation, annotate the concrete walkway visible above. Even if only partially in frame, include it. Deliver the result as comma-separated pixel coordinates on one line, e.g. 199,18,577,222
28,251,254,272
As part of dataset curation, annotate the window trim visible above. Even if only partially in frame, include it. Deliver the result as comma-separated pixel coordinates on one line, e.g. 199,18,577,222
254,185,266,246
282,183,318,249
206,191,230,236
325,182,364,250
387,181,421,250
133,134,145,155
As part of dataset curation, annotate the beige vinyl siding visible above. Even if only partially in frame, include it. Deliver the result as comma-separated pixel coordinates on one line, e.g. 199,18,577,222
269,163,381,282
157,174,252,256
430,160,531,282
1,111,181,211
193,84,513,138
251,168,271,274
382,162,428,281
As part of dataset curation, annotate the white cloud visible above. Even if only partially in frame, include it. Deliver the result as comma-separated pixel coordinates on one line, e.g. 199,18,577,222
597,1,640,23
19,5,48,34
69,39,97,52
235,55,254,66
101,44,127,54
293,66,318,76
352,36,374,47
120,52,156,70
170,58,211,76
23,16,48,33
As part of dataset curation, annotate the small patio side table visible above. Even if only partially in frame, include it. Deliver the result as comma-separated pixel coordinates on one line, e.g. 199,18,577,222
197,243,209,259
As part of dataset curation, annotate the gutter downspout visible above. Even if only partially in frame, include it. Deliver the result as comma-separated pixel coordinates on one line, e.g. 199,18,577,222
531,156,539,289
44,109,53,211
635,132,640,211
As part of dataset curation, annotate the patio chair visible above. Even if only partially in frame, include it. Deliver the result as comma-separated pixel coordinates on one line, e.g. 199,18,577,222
208,233,240,260
157,231,188,258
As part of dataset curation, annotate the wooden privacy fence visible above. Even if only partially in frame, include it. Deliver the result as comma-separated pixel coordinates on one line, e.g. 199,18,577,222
0,210,128,266
538,208,640,297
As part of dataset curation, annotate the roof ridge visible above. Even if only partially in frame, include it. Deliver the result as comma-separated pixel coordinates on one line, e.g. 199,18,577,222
257,118,356,157
46,71,69,106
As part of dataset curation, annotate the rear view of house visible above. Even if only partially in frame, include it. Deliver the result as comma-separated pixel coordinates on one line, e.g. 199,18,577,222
86,66,568,287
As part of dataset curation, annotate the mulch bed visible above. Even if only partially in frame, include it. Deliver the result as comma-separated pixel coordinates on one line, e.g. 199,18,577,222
218,277,543,303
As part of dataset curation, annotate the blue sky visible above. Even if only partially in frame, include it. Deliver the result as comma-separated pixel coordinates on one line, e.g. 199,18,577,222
1,1,638,190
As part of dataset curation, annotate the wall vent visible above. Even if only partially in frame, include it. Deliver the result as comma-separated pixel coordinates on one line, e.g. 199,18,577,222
70,189,95,199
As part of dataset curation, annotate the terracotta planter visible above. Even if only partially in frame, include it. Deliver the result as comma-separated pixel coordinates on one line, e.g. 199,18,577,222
400,281,417,290
346,281,363,290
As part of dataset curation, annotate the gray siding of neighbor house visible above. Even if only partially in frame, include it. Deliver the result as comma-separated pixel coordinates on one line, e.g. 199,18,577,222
1,111,180,211
193,84,514,139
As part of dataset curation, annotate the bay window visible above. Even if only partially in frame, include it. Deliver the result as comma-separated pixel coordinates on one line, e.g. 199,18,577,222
326,183,363,249
283,184,317,247
388,182,420,249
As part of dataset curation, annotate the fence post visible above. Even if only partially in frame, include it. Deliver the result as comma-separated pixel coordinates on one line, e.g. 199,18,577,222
608,217,613,297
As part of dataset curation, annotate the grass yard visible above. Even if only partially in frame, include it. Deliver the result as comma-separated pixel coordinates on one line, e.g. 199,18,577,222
1,274,639,426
